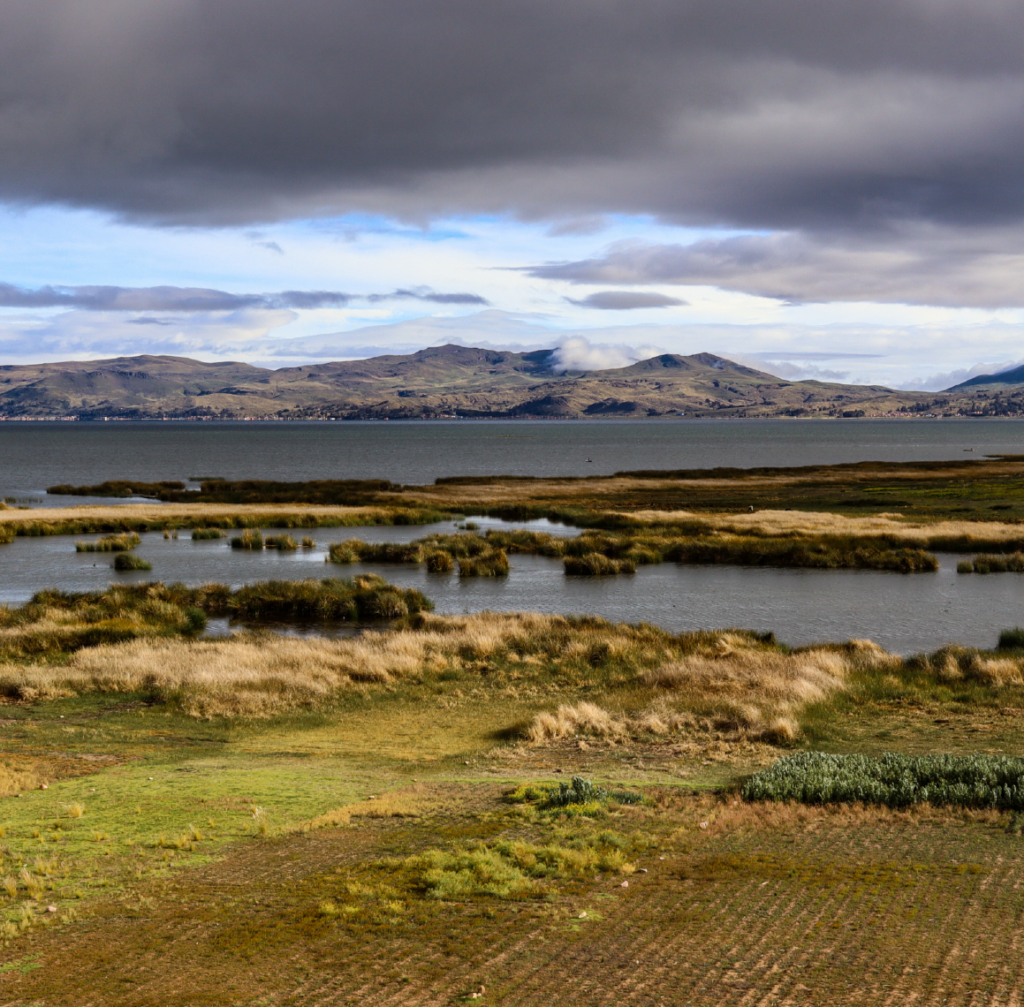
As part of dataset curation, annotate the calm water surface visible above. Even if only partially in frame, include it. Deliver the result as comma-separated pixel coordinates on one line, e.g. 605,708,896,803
2,519,1022,654
4,419,1024,650
3,418,1024,504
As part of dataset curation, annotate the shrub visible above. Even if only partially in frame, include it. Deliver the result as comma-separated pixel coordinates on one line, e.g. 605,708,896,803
230,529,264,550
458,549,509,577
113,553,152,571
507,776,643,813
998,628,1024,650
743,752,1024,810
75,532,141,553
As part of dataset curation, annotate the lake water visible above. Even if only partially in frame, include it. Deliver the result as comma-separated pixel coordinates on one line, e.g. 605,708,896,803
3,418,1024,504
1,518,1021,654
3,418,1024,651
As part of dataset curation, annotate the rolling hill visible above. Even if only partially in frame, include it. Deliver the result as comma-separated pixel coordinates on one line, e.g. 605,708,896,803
0,345,1002,420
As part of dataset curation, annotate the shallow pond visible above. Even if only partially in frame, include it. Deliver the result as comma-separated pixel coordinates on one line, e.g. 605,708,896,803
2,518,1023,654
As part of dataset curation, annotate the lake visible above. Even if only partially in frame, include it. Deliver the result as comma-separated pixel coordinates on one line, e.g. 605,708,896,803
3,418,1024,651
3,418,1024,505
2,517,1021,655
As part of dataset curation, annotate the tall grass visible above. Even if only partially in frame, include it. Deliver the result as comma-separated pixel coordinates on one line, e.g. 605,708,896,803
743,752,1024,810
75,532,141,553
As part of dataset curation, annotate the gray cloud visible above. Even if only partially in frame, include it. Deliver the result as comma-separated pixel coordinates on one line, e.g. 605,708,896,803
0,283,485,312
531,228,1024,308
0,2,1023,232
567,291,686,311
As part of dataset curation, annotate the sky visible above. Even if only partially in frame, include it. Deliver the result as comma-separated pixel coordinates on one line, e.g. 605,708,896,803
0,1,1023,390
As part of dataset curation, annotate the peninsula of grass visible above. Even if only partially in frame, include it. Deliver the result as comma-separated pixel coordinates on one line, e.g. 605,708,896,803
0,575,431,664
75,532,141,553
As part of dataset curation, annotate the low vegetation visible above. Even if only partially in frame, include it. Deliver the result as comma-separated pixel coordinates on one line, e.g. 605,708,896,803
74,532,140,553
743,751,1024,810
191,528,225,540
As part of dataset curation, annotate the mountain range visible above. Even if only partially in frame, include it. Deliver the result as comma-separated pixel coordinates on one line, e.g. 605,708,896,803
0,345,1019,420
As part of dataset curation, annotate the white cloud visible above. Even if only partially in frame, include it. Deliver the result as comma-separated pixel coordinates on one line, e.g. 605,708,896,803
551,336,663,372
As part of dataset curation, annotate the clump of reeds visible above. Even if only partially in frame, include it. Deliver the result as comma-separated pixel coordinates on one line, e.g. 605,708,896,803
959,553,1024,574
425,549,454,573
301,537,315,548
113,553,152,571
191,528,225,540
264,534,298,551
231,528,264,550
75,532,141,553
457,549,509,577
563,553,636,576
0,525,14,546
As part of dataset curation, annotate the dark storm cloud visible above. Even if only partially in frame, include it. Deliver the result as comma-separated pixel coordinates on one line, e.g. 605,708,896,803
567,291,686,310
1,1,1024,232
531,229,1024,308
0,283,486,311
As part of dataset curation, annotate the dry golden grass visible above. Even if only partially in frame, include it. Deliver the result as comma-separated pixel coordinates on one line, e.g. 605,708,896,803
525,636,895,745
305,784,448,830
0,611,640,717
0,759,44,797
630,507,1024,547
0,502,389,530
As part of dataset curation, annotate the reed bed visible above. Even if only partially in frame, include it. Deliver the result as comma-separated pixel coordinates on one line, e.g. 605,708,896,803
75,532,141,553
191,528,225,540
329,527,937,574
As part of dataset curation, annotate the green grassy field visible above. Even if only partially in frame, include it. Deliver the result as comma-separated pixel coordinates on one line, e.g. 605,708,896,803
1,574,1024,1003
